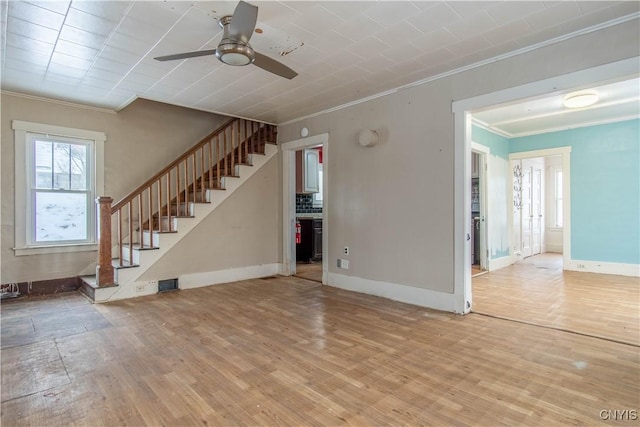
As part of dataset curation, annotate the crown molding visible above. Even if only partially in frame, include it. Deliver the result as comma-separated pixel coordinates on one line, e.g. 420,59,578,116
279,13,640,126
0,90,117,114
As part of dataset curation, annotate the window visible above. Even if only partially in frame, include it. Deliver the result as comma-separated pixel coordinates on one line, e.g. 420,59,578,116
554,169,563,227
12,120,105,255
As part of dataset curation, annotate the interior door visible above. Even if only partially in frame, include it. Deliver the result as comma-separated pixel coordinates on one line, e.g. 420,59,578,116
532,168,542,255
521,167,533,258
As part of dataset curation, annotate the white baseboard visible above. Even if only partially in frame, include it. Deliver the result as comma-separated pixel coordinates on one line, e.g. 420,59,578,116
546,245,563,253
565,259,640,277
488,255,513,271
327,272,458,313
179,263,281,289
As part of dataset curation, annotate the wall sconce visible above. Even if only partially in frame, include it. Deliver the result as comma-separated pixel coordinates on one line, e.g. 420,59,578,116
358,129,379,147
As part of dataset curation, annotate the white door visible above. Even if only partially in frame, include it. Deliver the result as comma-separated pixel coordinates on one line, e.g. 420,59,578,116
521,167,533,258
520,158,544,259
532,168,542,255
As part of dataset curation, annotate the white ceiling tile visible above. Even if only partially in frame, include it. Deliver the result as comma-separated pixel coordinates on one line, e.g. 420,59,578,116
24,1,70,15
58,25,108,50
414,48,456,68
91,57,134,75
70,1,132,22
99,45,142,66
482,19,533,46
525,1,582,30
380,42,424,63
357,52,398,73
445,11,498,39
407,3,461,33
114,16,171,43
557,8,617,34
375,20,426,44
445,36,492,58
362,1,421,28
610,1,640,16
346,36,392,60
65,8,119,37
55,40,99,61
47,62,88,79
486,1,546,24
5,31,55,56
50,51,93,70
43,72,82,86
83,67,123,84
5,45,50,66
290,4,344,36
412,29,457,54
319,1,376,18
8,1,65,30
447,0,505,18
334,14,384,42
3,57,48,75
2,0,633,124
307,30,357,56
7,17,59,43
251,1,301,30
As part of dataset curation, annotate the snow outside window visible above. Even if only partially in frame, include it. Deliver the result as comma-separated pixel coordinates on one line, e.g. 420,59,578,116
12,120,105,256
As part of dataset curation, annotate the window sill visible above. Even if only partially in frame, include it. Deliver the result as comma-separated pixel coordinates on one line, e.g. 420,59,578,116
13,243,98,256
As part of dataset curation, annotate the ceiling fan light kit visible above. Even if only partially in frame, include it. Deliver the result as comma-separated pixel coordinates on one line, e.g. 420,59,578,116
154,1,297,79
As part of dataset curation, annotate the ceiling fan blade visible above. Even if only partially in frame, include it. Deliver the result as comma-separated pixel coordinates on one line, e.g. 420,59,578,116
154,49,217,62
253,52,298,79
229,1,258,43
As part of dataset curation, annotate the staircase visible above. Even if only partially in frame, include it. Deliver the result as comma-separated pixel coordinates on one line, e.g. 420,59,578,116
81,118,278,302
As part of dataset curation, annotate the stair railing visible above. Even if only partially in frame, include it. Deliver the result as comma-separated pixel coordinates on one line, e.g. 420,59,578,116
97,118,275,275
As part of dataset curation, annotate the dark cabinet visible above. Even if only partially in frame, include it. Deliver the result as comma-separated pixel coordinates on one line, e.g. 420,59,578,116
296,218,322,262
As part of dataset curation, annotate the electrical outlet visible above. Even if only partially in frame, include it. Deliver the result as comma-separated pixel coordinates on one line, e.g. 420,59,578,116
135,283,147,292
344,246,350,256
577,263,586,269
337,259,349,269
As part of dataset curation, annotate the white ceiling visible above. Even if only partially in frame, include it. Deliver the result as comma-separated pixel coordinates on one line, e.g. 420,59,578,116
1,1,639,124
473,77,640,137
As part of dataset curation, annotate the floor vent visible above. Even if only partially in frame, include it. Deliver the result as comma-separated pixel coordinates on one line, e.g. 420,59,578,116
261,276,279,280
158,278,178,292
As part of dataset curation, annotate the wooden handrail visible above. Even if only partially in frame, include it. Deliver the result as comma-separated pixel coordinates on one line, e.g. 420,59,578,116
104,117,276,269
111,118,236,213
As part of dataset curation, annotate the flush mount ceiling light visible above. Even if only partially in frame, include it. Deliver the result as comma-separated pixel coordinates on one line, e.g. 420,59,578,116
563,91,599,109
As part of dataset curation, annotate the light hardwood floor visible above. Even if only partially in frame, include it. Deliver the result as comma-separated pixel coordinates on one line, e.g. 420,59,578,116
473,253,640,346
295,262,323,283
1,273,638,426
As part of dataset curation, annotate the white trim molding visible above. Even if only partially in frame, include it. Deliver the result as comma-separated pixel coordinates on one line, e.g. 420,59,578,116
565,260,640,277
328,272,458,313
179,263,281,289
280,133,329,282
488,256,513,272
12,120,106,256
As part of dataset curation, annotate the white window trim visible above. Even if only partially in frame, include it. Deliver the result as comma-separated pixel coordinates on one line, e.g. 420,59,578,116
12,120,106,256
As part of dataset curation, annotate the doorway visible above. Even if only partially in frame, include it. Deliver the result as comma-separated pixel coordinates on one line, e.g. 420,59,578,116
471,148,488,277
280,133,329,283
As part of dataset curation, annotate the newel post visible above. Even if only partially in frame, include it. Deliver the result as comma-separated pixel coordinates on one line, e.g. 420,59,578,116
96,196,115,286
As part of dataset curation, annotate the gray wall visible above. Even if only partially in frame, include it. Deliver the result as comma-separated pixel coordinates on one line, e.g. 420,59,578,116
277,20,639,295
1,95,228,283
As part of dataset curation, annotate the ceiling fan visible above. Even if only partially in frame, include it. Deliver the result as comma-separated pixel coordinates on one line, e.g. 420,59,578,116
154,1,298,80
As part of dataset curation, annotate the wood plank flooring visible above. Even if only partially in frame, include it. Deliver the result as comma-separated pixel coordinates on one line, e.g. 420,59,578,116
2,274,638,426
295,262,323,283
473,253,640,346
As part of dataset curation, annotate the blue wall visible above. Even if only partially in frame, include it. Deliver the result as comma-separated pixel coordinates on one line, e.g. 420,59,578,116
472,125,511,259
510,119,640,264
472,126,509,159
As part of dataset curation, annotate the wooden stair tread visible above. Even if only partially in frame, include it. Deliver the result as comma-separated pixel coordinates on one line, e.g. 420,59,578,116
112,259,139,269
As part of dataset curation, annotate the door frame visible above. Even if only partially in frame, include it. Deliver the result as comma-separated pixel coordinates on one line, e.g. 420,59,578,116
471,143,489,271
510,148,571,265
280,133,329,282
452,57,637,314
